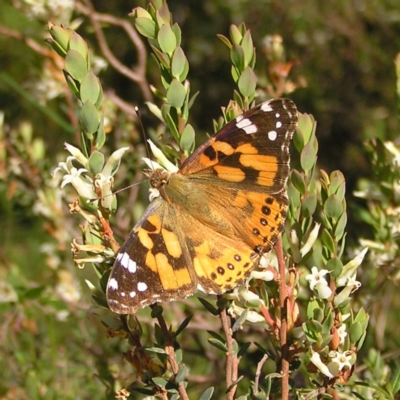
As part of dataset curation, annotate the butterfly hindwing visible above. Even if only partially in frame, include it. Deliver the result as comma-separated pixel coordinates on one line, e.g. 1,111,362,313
107,198,198,314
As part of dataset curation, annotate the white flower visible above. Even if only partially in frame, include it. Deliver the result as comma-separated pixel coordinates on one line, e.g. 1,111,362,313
251,269,275,282
237,285,265,306
101,147,130,177
305,267,333,299
310,351,334,379
61,167,96,199
328,350,352,372
305,267,329,290
94,173,114,209
227,302,265,323
300,223,321,257
337,247,368,287
64,142,89,167
337,324,348,344
147,139,179,173
334,274,361,307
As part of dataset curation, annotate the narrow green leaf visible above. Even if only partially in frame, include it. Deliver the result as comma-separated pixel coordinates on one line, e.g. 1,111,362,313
175,315,193,337
145,347,167,354
390,366,400,394
198,298,219,315
208,338,228,352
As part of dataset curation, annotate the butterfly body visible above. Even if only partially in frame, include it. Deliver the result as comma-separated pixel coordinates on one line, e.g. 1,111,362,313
107,98,298,314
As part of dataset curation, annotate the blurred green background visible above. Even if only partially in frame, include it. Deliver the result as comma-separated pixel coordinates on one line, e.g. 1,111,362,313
1,0,400,399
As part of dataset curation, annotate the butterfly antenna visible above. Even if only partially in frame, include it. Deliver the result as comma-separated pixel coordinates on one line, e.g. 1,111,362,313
87,181,146,204
135,106,154,171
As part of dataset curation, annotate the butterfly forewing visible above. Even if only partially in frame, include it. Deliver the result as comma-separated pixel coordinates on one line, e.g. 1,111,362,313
106,98,298,314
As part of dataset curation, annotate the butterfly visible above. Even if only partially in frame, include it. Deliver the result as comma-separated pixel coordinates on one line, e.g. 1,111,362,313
106,98,298,314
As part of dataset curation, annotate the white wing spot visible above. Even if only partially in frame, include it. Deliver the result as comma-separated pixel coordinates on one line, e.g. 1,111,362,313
276,121,282,128
129,291,136,298
108,278,118,290
275,112,280,118
197,283,206,292
261,102,273,112
137,282,148,292
268,130,278,141
118,252,137,273
121,292,126,297
236,114,244,123
236,118,257,134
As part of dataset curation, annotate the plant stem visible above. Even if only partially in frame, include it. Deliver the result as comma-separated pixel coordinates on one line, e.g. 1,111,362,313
277,238,289,400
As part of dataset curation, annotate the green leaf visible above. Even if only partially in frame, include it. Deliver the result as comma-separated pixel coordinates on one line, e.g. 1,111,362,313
163,108,180,142
88,151,105,174
349,321,363,343
229,24,243,44
321,229,335,254
297,113,315,145
23,286,45,300
158,24,177,55
238,66,257,97
324,194,343,220
198,298,219,315
175,315,192,337
152,377,169,388
208,338,228,352
81,71,102,105
63,70,79,97
217,34,232,49
242,30,254,66
231,44,245,71
300,140,317,172
65,49,88,82
301,194,317,217
237,342,251,358
175,364,188,384
167,79,186,108
199,387,214,400
68,32,89,65
180,124,195,154
145,347,167,354
171,46,189,80
79,100,100,134
391,366,400,394
290,169,306,194
135,17,157,39
334,211,347,240
326,258,343,278
49,24,72,54
95,118,106,149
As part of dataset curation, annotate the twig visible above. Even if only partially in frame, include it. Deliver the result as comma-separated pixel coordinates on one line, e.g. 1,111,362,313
254,353,268,395
276,238,289,400
77,0,152,101
154,310,190,400
219,306,238,400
